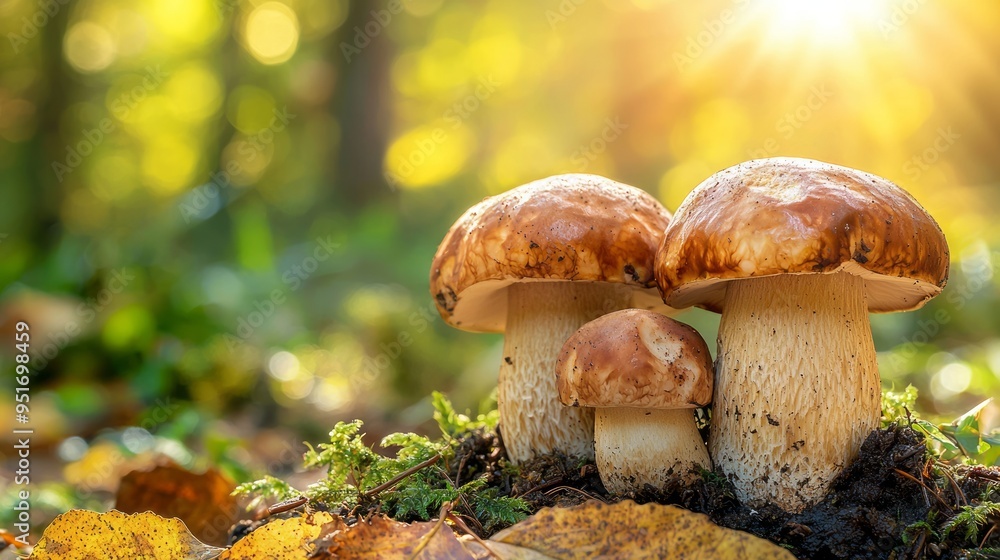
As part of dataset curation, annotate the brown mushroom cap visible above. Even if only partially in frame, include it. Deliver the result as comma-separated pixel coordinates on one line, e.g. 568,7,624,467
655,158,950,313
430,174,672,333
555,309,713,409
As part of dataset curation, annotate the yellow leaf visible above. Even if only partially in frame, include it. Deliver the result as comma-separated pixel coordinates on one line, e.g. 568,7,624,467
219,511,336,559
488,500,795,560
30,510,224,560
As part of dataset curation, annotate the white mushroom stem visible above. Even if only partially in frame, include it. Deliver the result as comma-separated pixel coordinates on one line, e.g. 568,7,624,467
710,272,880,512
500,281,631,464
595,408,711,494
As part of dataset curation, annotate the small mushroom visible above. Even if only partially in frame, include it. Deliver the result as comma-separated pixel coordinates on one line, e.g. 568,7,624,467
430,174,672,464
655,157,950,511
555,309,713,494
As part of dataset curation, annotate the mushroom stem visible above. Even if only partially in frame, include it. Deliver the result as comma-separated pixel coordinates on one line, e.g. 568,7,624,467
596,407,710,494
710,271,880,511
500,281,631,464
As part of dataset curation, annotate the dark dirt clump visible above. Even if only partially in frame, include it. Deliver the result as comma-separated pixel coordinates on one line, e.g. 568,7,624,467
622,426,1000,559
490,425,1000,558
236,425,1000,558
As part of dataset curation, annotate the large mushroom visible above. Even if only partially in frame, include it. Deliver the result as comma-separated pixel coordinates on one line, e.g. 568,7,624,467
430,174,672,464
655,157,949,511
555,309,713,494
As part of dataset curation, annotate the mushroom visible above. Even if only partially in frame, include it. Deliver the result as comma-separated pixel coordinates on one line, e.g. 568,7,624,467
430,174,672,464
555,309,713,494
655,157,949,511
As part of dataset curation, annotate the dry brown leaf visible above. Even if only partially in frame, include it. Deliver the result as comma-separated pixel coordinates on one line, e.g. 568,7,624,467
460,537,556,560
219,511,336,560
322,515,474,560
489,500,795,559
115,463,238,546
29,509,224,560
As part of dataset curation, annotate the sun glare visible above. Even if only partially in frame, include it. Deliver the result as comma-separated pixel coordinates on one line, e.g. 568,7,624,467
756,0,889,44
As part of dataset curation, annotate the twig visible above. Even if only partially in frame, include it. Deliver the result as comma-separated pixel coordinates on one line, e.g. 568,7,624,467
447,511,502,560
433,465,486,536
980,522,998,549
364,454,441,498
407,502,451,560
514,478,564,498
909,529,926,560
455,450,470,489
941,468,967,506
543,485,608,503
267,496,308,516
893,469,951,510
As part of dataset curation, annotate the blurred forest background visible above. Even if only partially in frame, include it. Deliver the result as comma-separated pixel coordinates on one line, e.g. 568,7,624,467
1,0,999,535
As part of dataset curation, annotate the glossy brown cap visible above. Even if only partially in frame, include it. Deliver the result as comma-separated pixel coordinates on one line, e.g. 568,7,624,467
430,174,672,332
555,309,713,409
655,158,950,313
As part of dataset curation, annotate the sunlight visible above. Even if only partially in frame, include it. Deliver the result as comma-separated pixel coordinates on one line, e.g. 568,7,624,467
756,0,889,44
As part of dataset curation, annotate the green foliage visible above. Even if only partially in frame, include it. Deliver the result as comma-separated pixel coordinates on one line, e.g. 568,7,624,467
232,475,298,510
901,520,937,545
235,393,527,531
467,485,530,531
432,390,499,438
942,502,1000,543
914,398,1000,465
881,385,918,427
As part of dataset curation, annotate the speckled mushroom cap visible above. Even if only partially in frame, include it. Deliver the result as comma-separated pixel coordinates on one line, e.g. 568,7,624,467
430,174,673,333
555,309,713,409
655,158,950,314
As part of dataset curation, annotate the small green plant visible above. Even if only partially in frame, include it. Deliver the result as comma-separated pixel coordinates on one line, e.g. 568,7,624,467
234,391,528,531
942,502,1000,544
913,398,1000,465
901,519,938,546
881,385,918,428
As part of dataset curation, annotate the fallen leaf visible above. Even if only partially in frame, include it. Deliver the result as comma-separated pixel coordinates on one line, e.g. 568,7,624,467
321,515,474,560
29,510,223,560
115,463,238,546
488,500,795,559
460,537,554,559
219,511,336,559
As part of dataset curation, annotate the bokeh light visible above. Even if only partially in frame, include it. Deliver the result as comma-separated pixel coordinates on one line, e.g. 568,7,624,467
243,2,300,65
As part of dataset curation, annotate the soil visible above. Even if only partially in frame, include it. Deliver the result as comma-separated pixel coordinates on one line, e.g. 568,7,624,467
234,425,1000,558
484,425,1000,559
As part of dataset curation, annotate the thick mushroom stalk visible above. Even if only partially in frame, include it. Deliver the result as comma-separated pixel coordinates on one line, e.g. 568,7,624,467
500,282,631,462
711,272,880,511
596,408,710,494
